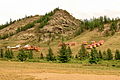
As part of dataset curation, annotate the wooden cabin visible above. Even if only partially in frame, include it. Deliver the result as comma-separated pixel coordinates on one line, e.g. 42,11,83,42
82,41,88,45
86,45,93,49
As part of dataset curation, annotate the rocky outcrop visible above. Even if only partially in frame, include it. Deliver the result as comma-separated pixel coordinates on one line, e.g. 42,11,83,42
38,9,81,41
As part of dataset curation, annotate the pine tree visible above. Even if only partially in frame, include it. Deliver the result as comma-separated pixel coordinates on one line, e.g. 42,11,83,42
10,18,12,24
103,51,107,60
106,48,113,60
104,16,109,24
99,16,104,23
110,22,117,32
89,48,99,64
98,50,103,59
0,49,4,58
28,50,33,59
17,49,27,61
78,44,88,60
115,49,120,60
10,49,14,58
46,47,55,61
40,52,44,59
58,43,70,63
4,49,14,59
67,46,72,58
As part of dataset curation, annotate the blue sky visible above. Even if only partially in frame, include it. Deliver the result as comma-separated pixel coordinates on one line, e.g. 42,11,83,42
0,0,120,24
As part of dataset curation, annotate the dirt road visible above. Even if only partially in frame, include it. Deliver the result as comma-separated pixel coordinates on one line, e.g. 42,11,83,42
26,73,120,80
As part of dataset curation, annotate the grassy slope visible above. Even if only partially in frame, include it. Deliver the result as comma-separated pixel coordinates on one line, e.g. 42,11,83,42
0,16,40,35
0,16,40,47
98,32,120,52
0,14,120,55
44,29,120,56
1,29,120,56
0,27,120,56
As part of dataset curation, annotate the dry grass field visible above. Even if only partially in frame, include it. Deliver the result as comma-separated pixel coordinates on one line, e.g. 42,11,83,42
0,61,120,80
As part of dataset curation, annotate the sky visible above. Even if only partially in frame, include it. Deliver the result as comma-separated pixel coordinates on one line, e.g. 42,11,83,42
0,0,120,24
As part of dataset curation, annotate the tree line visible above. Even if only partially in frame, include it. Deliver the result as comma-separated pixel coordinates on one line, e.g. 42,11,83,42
0,19,16,30
75,16,120,37
0,49,33,61
0,44,120,64
76,45,120,64
0,15,35,30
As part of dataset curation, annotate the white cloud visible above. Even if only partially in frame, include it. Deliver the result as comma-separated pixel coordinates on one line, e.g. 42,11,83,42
0,0,120,24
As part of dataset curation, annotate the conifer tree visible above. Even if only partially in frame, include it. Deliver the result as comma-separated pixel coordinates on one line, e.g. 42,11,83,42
78,44,88,60
106,48,113,60
67,46,72,58
10,18,12,24
110,22,117,32
115,49,120,60
17,49,27,61
98,50,103,59
46,47,55,61
58,43,70,63
0,49,4,58
28,50,33,59
89,48,99,64
103,51,107,60
104,16,109,24
4,49,14,59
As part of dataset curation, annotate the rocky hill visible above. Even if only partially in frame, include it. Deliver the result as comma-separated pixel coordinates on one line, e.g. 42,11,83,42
37,9,80,42
0,9,81,44
0,8,120,53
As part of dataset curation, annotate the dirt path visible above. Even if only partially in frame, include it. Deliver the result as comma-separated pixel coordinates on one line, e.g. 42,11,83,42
26,73,120,80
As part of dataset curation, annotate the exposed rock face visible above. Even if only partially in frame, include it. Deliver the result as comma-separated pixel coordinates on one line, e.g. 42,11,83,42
38,9,81,42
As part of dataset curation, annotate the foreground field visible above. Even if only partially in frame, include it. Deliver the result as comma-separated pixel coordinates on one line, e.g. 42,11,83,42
0,61,120,80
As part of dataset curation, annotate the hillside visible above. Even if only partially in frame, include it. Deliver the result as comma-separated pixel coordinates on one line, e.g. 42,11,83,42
0,8,81,46
0,8,120,55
